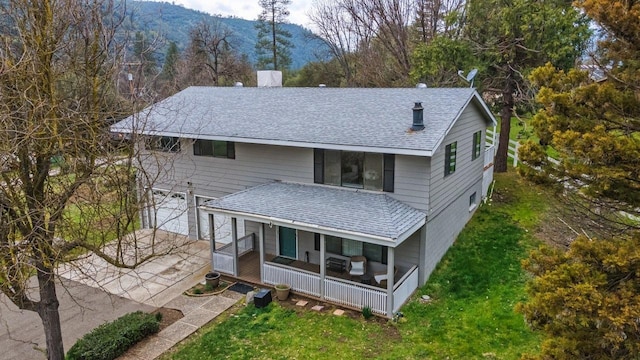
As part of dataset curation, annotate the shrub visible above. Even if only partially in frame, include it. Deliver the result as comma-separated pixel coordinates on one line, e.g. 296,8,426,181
66,311,160,360
362,306,373,320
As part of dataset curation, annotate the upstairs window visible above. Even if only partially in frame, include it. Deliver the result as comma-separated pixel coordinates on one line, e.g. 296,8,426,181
444,141,457,176
472,131,482,160
145,136,180,153
314,149,393,192
193,140,235,159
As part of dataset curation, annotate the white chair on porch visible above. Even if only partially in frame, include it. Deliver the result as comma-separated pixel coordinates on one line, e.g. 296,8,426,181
374,266,398,287
348,256,367,279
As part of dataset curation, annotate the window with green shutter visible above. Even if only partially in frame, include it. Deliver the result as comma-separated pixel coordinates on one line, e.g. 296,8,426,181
445,141,457,176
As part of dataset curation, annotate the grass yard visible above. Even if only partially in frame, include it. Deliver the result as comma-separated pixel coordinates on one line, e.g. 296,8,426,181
165,171,550,359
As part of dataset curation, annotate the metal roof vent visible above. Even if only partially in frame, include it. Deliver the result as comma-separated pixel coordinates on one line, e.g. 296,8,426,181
412,102,425,131
416,83,427,88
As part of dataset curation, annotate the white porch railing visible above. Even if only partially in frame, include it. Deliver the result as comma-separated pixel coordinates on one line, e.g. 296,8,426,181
483,145,495,198
392,266,419,313
213,233,255,275
213,252,234,274
487,128,520,167
263,263,321,296
217,233,255,256
261,262,420,317
325,277,388,315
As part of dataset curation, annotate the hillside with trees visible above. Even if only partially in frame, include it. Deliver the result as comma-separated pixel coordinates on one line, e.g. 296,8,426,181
125,1,324,70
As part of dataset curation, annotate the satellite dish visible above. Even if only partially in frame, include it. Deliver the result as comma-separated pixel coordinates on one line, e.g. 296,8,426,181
466,69,478,82
457,68,478,88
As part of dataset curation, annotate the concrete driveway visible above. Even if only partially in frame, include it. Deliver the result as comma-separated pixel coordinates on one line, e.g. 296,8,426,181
0,278,154,360
56,229,211,307
1,229,211,359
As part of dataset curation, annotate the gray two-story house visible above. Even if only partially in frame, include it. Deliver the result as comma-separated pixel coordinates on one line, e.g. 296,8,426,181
113,85,496,317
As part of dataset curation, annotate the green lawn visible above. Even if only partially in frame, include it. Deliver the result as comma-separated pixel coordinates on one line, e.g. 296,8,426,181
166,171,548,359
502,116,559,159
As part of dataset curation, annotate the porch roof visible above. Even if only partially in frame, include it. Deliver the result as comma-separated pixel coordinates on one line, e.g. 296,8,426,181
202,182,426,246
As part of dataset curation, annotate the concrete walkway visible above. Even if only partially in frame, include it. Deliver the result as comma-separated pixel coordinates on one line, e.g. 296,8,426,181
120,291,244,360
57,229,211,307
54,229,243,359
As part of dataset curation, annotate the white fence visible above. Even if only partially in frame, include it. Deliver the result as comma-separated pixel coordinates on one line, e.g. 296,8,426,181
486,128,519,167
263,263,321,296
392,266,419,313
325,277,388,315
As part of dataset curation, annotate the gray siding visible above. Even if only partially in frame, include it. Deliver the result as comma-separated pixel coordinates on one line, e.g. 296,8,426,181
421,177,483,281
141,141,314,238
298,231,316,263
244,220,275,256
429,104,487,218
395,231,421,271
265,226,276,256
389,155,430,211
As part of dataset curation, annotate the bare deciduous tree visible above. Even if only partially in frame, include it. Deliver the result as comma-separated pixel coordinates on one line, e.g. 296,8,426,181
0,1,181,358
310,0,414,86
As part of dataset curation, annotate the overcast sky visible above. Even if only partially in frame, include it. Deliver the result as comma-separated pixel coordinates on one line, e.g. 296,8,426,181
151,0,315,29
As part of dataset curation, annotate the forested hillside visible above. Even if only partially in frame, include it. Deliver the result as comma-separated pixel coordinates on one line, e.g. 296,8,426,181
124,1,324,69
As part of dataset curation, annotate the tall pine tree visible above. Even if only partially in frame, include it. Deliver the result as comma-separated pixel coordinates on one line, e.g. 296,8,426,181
520,0,640,223
464,0,590,172
255,0,293,71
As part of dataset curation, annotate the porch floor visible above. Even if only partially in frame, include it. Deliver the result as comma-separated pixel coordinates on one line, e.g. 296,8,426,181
234,251,394,289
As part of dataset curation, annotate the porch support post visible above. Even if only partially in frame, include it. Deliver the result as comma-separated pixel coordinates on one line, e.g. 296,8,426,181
418,224,427,285
209,214,215,271
231,217,238,277
319,234,326,300
386,246,395,318
259,223,265,283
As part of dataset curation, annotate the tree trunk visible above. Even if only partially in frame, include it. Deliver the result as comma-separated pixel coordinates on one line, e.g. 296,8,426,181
37,265,64,360
494,80,515,172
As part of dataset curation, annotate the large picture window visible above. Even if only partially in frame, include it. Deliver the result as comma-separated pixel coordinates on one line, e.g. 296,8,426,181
315,234,387,264
315,149,392,191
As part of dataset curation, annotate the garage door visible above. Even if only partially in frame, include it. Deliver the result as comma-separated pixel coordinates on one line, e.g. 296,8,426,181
152,190,188,235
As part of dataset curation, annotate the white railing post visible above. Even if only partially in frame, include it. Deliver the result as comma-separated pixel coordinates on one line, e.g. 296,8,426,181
259,224,265,283
320,234,326,300
386,247,395,318
231,217,238,277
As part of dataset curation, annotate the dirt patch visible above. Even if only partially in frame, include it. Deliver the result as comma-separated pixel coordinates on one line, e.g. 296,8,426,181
184,280,233,296
533,194,630,248
277,292,392,327
152,307,184,331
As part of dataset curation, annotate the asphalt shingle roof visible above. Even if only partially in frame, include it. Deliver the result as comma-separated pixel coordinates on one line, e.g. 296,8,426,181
113,86,491,154
202,182,426,241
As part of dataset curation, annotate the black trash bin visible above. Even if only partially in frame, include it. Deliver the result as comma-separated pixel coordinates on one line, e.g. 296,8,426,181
254,288,272,308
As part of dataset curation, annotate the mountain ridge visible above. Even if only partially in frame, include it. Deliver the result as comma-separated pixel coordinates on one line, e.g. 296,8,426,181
127,1,325,69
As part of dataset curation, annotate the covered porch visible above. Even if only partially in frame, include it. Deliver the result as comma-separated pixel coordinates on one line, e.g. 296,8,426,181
202,182,426,317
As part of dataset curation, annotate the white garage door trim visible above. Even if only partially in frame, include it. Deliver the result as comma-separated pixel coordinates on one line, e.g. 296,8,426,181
152,189,188,235
196,196,215,241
